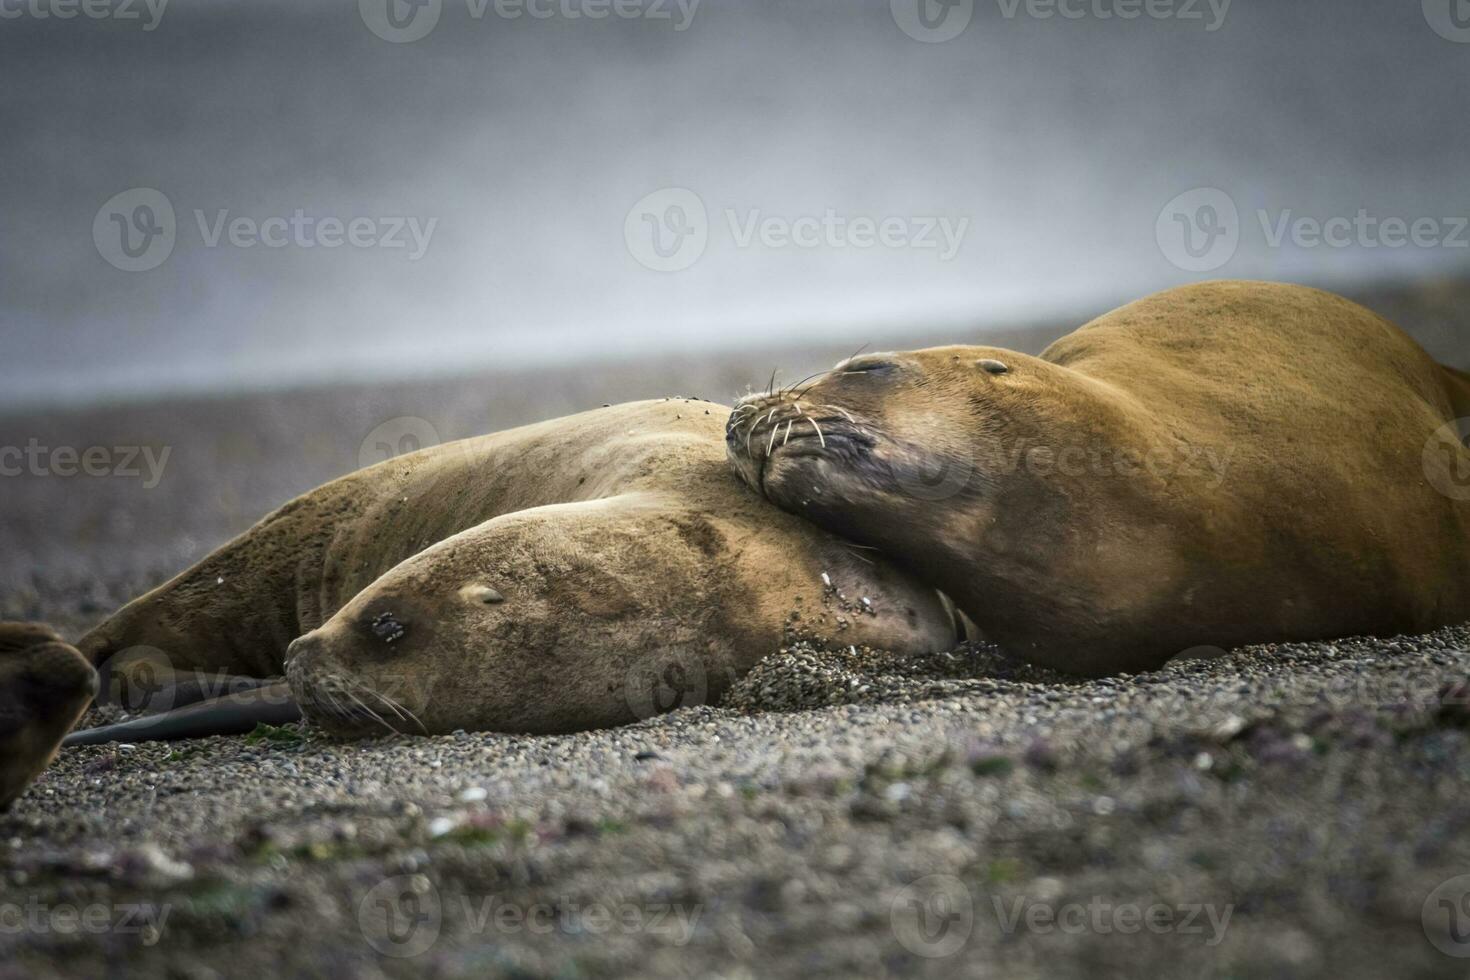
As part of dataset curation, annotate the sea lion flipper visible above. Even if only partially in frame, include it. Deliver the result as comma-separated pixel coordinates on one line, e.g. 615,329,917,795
62,679,299,747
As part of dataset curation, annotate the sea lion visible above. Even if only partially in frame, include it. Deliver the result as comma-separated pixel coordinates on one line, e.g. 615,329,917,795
727,280,1470,675
0,623,97,809
0,400,957,805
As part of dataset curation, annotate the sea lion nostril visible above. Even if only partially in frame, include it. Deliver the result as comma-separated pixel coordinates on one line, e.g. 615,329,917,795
369,612,407,644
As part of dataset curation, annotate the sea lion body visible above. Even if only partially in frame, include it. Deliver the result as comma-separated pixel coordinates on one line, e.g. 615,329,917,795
729,281,1470,673
73,400,957,737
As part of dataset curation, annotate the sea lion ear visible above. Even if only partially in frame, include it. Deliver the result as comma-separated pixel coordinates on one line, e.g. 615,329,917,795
976,359,1010,375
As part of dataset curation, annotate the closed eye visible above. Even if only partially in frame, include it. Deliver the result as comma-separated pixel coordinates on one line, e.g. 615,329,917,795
838,359,897,375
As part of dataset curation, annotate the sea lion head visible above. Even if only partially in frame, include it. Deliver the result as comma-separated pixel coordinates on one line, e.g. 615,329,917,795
726,347,1049,557
0,624,98,809
285,512,701,739
284,567,493,739
725,345,1142,661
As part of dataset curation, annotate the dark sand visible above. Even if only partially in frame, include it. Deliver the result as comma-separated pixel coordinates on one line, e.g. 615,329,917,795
2,280,1469,978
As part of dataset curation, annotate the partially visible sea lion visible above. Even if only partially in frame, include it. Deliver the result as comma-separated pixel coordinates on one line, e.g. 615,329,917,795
728,280,1470,674
0,623,97,809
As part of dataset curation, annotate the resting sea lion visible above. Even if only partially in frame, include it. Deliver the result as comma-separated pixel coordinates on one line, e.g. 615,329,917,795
728,280,1470,674
32,401,955,754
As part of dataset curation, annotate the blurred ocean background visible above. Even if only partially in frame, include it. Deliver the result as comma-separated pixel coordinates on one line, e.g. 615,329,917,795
2,0,1467,409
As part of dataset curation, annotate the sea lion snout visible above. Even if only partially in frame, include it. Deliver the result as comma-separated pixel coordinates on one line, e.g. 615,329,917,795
726,347,1015,534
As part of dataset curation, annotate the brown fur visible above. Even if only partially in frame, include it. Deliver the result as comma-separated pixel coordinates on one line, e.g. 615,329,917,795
729,281,1470,674
37,401,955,748
0,623,97,809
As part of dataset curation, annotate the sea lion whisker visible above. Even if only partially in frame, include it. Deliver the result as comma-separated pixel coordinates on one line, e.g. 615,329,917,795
783,369,831,397
355,680,428,734
827,406,857,424
782,419,794,445
347,689,395,735
808,418,826,448
319,682,351,722
343,673,428,734
767,422,779,456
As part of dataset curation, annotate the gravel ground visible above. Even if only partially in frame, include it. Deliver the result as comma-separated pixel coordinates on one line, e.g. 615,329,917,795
4,622,1470,978
3,278,1469,978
